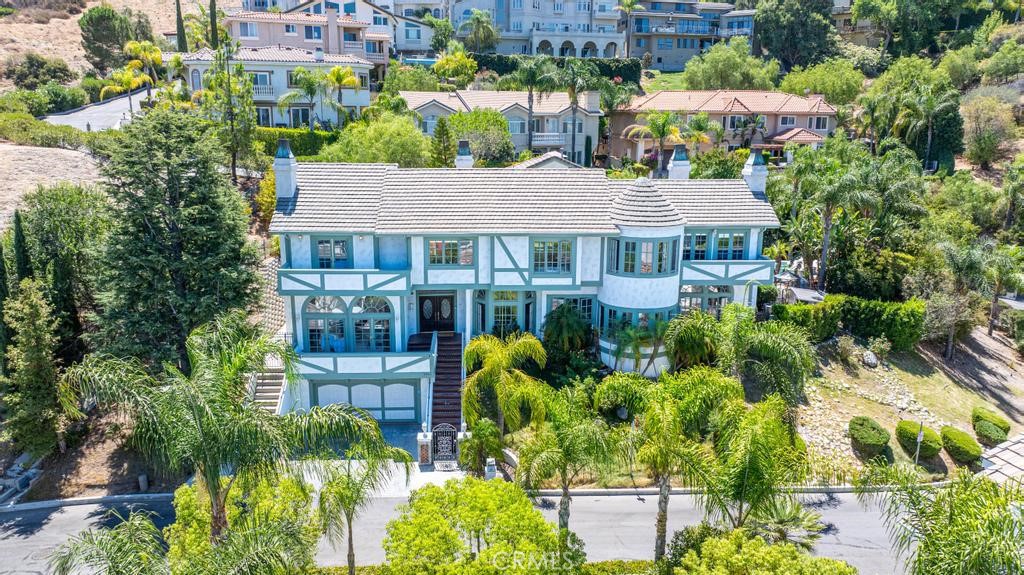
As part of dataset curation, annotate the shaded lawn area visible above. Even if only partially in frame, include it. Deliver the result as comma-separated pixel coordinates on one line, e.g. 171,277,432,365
641,71,688,92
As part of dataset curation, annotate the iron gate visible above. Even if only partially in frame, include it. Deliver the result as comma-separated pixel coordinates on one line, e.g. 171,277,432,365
432,423,458,470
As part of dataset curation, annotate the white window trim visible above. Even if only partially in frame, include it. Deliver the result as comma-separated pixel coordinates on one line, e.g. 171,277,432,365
284,24,297,35
239,22,259,38
779,115,796,127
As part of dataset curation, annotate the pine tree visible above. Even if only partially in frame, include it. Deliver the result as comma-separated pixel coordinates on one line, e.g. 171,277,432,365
49,255,82,367
0,279,60,457
12,210,32,283
175,0,188,52
431,116,457,168
95,108,259,372
208,0,219,50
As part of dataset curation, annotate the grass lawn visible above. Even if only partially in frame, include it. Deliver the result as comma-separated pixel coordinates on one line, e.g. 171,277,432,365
642,70,687,91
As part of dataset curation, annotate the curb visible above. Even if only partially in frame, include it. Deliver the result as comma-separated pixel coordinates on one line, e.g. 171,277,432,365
533,481,951,497
0,492,175,514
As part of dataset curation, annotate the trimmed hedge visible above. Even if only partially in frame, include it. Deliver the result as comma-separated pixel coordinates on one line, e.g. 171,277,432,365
308,562,655,574
848,416,890,458
895,420,942,459
771,294,925,350
254,126,340,157
470,53,643,86
972,406,1011,435
941,426,983,465
975,419,1008,447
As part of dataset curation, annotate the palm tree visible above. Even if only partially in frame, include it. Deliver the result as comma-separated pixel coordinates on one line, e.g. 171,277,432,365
748,497,825,551
641,319,669,376
782,145,818,221
898,85,960,170
503,54,558,151
324,65,361,128
624,110,683,172
362,92,420,122
555,58,603,165
100,61,151,114
664,309,718,371
707,122,727,148
318,441,412,575
61,311,386,542
985,245,1023,336
615,0,643,58
458,417,504,476
681,112,712,156
599,80,640,116
124,40,162,99
763,240,790,275
784,209,822,286
278,66,325,131
460,9,500,52
940,242,987,359
613,325,645,372
732,114,767,148
543,301,589,355
517,385,613,530
463,332,548,435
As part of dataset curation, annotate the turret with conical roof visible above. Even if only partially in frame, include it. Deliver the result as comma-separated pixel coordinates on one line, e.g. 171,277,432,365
609,177,686,228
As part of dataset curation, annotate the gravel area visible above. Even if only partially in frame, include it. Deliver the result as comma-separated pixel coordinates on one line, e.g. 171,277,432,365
0,142,101,228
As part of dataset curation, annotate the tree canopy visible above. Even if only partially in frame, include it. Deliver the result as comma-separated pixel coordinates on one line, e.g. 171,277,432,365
678,37,779,90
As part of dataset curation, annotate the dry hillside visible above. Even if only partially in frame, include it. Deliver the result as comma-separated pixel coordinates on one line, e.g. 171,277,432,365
0,0,242,84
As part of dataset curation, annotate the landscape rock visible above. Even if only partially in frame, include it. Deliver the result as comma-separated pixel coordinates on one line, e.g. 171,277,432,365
862,351,879,368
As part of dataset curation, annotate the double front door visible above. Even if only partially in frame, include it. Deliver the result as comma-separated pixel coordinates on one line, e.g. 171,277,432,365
419,293,455,333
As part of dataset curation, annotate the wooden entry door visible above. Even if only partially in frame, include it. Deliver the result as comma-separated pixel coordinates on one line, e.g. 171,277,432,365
419,293,455,332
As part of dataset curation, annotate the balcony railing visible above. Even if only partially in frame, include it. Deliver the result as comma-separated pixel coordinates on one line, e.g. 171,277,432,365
720,27,753,37
253,84,274,97
532,132,565,146
343,41,363,53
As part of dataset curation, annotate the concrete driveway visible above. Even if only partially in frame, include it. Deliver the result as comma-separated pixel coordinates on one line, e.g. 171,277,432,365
43,89,145,132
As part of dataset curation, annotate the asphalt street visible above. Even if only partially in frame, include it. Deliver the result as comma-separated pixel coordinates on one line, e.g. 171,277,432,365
0,492,900,574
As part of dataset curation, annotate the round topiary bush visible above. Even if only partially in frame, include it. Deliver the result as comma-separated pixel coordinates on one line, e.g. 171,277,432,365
941,426,983,465
972,407,1011,435
848,416,890,458
975,419,1008,447
895,420,942,459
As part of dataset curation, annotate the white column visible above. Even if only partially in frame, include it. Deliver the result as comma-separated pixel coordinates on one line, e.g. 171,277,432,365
464,288,473,345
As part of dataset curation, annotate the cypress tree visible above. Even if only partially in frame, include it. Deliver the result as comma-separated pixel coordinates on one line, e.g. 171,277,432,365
175,0,188,52
0,244,9,376
209,0,219,50
12,211,32,282
49,255,82,366
431,116,457,168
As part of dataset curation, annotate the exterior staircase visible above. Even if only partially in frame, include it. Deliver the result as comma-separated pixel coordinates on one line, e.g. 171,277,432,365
251,365,285,412
409,332,464,428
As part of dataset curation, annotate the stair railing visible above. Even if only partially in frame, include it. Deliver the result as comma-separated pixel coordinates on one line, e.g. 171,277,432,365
426,330,438,429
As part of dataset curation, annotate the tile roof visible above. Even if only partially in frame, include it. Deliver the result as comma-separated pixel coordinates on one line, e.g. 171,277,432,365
768,127,825,144
225,9,365,25
399,90,601,115
979,433,1024,484
509,151,584,169
270,164,779,234
180,46,372,66
627,90,837,115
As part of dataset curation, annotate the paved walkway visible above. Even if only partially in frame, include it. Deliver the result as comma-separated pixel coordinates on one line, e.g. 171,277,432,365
43,89,144,132
0,492,899,574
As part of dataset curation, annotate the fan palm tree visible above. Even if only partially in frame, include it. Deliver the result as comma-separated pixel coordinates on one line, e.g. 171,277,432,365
615,0,643,58
61,311,386,543
460,9,500,52
517,385,613,530
624,110,683,172
664,309,718,371
502,54,558,151
897,85,960,170
732,114,767,148
984,245,1023,336
277,66,326,131
763,240,790,275
748,496,825,551
318,441,412,575
324,65,361,128
463,332,548,435
124,40,162,99
555,58,603,164
100,61,152,114
682,112,712,156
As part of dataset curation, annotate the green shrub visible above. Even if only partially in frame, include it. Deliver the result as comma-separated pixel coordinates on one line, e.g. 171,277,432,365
867,336,892,363
669,522,725,568
836,335,856,365
895,420,942,459
2,52,76,90
0,89,51,116
849,416,890,458
470,52,643,85
582,561,656,575
941,426,983,465
79,74,114,103
38,81,88,113
253,126,340,157
0,113,83,148
772,298,841,342
835,295,925,352
972,406,1011,434
756,284,778,308
975,419,1008,447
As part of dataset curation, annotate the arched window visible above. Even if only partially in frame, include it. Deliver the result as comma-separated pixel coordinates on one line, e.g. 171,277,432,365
190,69,202,91
351,296,392,352
304,296,346,353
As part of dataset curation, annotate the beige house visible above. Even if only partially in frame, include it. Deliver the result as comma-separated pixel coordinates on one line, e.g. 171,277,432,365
627,2,754,72
400,90,603,165
609,90,838,162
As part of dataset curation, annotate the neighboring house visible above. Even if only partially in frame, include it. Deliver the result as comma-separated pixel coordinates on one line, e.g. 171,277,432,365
626,0,753,71
269,139,777,428
180,46,373,128
451,0,624,57
364,0,435,54
399,90,603,164
609,90,838,162
225,8,390,80
831,0,879,47
510,150,584,169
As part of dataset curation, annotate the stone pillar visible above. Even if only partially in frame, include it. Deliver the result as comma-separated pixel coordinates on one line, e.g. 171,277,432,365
417,423,432,465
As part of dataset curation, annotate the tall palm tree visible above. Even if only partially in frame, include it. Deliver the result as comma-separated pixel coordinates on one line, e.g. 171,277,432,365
61,312,386,542
615,0,643,58
463,332,548,435
682,112,712,156
984,245,1023,336
732,114,767,148
782,145,818,221
278,66,326,131
100,61,151,114
517,385,613,530
503,54,558,151
940,242,987,359
624,110,683,172
318,441,412,575
555,58,603,165
898,85,960,170
599,80,641,116
763,240,790,275
124,40,162,99
460,9,500,53
324,65,361,128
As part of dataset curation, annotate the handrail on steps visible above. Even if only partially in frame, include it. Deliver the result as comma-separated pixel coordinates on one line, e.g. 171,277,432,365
425,330,438,429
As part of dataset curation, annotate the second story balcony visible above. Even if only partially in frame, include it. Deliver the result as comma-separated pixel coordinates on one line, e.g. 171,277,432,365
253,84,275,97
278,268,411,296
532,132,566,146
